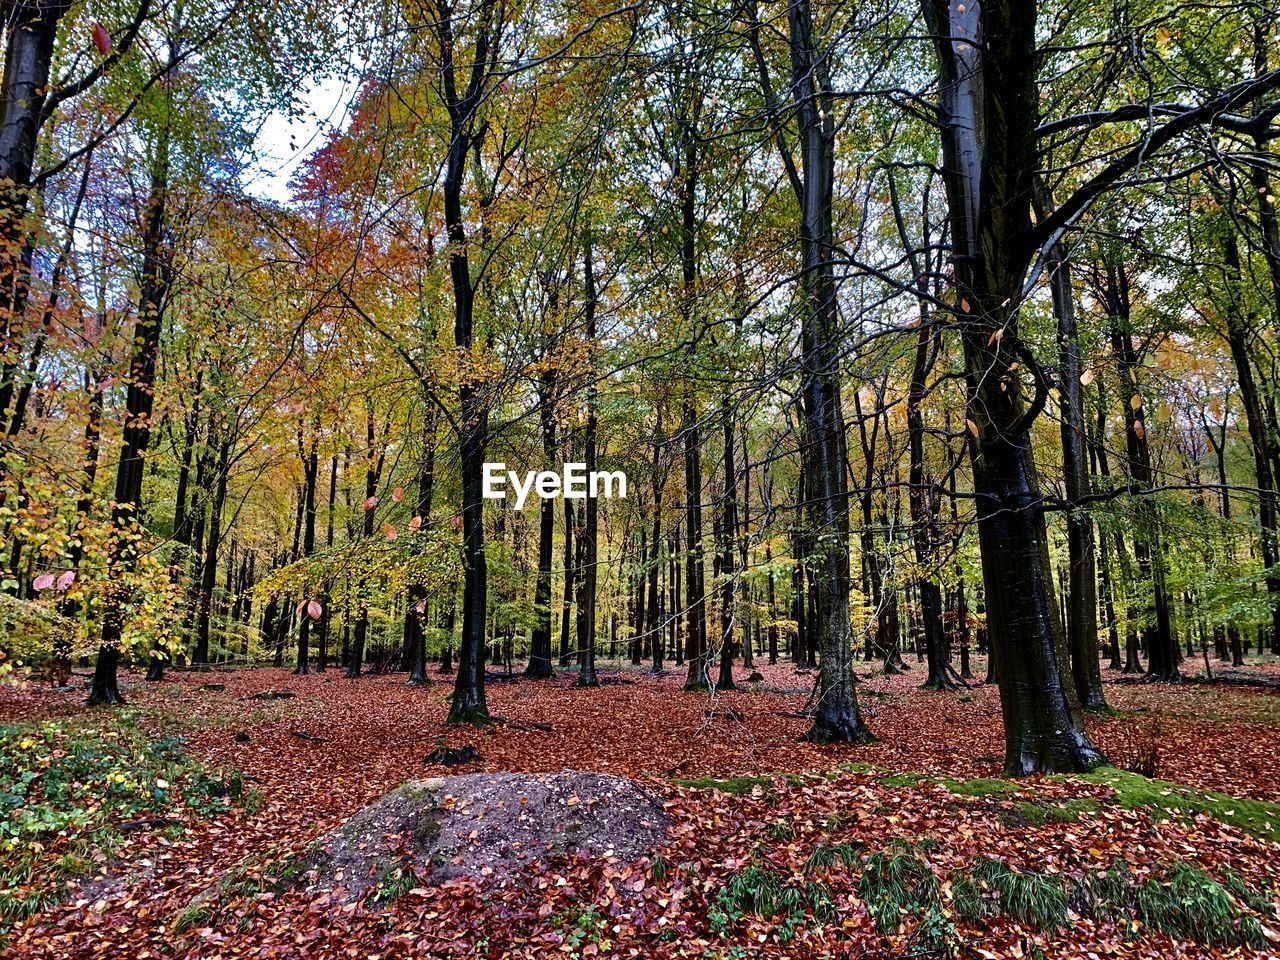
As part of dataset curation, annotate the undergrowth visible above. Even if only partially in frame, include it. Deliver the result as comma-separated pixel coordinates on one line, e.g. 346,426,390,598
0,713,255,935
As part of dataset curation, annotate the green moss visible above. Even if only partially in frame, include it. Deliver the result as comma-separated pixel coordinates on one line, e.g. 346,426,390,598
938,777,1018,797
445,704,493,726
1008,798,1100,826
873,771,1017,796
879,772,929,788
837,761,886,775
673,775,772,796
1065,767,1280,842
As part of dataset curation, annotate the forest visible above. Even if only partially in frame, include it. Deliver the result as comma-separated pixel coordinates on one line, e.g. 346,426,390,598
3,0,1280,956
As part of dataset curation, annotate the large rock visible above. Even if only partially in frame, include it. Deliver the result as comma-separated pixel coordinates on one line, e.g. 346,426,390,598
295,771,668,901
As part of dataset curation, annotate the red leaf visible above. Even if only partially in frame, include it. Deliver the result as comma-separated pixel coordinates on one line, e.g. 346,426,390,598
91,23,113,56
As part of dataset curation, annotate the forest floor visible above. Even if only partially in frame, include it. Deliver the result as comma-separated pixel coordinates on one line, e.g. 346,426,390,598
4,656,1280,959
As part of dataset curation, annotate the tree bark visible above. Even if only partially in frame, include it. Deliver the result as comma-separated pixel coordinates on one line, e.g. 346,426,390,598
573,237,599,688
527,369,557,678
783,0,870,742
1103,265,1177,681
922,0,1103,772
90,133,172,705
1045,226,1105,709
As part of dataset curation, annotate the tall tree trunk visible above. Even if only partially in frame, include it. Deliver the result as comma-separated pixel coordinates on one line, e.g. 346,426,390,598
295,431,318,674
58,363,104,673
89,134,172,705
194,439,230,669
923,0,1102,772
435,8,493,723
682,401,708,690
786,0,870,742
318,454,337,670
676,111,709,691
1045,224,1105,708
347,403,384,678
906,318,952,690
1222,233,1280,648
407,406,436,686
670,527,681,665
574,237,600,688
559,493,576,666
646,421,665,673
632,527,646,664
1104,265,1177,681
0,0,70,445
526,371,557,678
715,405,738,690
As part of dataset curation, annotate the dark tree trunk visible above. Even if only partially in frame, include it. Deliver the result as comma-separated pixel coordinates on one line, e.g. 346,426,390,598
1222,234,1280,648
766,546,779,665
647,427,665,672
923,0,1102,772
407,406,436,686
431,9,494,724
296,432,318,674
1104,266,1177,681
906,315,952,691
194,439,231,669
670,529,681,665
573,238,599,688
0,0,71,448
58,363,104,672
715,406,738,690
682,401,709,690
318,455,337,670
1044,223,1105,709
347,404,385,679
784,0,869,742
527,371,557,678
90,136,172,706
559,496,576,667
632,527,646,665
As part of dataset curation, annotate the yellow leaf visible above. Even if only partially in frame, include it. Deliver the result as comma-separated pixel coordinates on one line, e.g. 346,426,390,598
1130,394,1142,411
966,419,979,437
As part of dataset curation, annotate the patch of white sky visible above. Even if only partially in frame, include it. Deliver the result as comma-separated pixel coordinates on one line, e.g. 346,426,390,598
242,68,361,205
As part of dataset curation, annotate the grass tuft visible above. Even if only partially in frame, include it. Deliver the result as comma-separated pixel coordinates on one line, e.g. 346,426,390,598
952,858,1067,930
857,842,940,934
